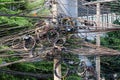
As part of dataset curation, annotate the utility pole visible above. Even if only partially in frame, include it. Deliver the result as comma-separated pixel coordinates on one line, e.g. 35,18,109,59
96,2,101,80
82,0,117,80
52,0,61,80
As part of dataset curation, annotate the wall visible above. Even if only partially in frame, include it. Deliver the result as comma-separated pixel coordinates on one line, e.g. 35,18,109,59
58,0,78,17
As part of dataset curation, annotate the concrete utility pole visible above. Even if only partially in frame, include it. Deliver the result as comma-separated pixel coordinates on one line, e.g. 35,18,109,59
83,0,117,80
96,2,101,80
52,0,58,24
52,0,61,80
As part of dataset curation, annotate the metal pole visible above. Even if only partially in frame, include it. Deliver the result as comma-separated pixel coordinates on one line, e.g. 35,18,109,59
96,2,101,80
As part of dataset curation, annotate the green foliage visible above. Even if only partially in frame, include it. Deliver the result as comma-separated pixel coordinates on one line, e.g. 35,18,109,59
25,0,50,16
0,60,53,80
107,0,120,14
7,61,53,73
0,7,21,14
101,19,120,49
0,17,32,27
0,0,33,27
0,45,9,49
65,38,82,48
0,73,19,80
66,75,81,80
0,58,3,64
26,0,44,10
0,1,81,80
101,19,120,79
0,0,14,2
0,73,36,80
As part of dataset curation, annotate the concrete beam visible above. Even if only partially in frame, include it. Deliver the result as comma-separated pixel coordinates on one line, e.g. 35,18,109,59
83,0,117,5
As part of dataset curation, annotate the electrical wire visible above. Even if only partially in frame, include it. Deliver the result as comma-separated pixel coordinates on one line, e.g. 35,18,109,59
0,0,120,71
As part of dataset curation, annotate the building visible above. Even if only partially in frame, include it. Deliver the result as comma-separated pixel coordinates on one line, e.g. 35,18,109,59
58,0,78,17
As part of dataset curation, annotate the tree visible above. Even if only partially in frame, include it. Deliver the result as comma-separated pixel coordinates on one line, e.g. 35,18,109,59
25,0,50,16
101,19,120,79
0,0,53,80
